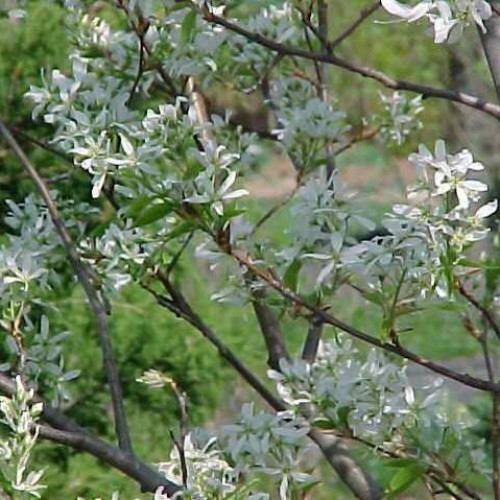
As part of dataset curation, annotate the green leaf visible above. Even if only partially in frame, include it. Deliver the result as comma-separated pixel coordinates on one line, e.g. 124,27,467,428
134,202,174,226
126,195,154,218
166,220,195,241
312,418,335,430
385,463,424,499
283,259,302,292
384,458,421,469
180,10,197,47
220,206,246,222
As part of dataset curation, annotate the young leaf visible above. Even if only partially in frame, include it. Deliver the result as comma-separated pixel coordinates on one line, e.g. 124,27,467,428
180,10,197,47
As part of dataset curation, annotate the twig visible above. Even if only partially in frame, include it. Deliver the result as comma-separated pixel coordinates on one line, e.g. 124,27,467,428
7,123,120,210
479,316,500,500
0,121,133,454
147,279,382,500
203,12,500,120
166,377,188,488
166,232,194,277
330,1,381,49
334,125,380,156
115,0,178,97
127,33,146,105
251,183,301,235
8,125,73,163
229,249,500,395
146,281,284,411
457,279,500,342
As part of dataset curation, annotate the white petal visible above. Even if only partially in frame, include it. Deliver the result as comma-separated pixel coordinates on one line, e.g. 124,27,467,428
462,180,488,192
381,0,430,21
219,170,236,195
92,173,106,198
222,189,249,200
475,199,498,218
119,134,134,156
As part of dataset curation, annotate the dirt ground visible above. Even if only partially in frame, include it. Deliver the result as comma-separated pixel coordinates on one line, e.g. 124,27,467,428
244,154,416,202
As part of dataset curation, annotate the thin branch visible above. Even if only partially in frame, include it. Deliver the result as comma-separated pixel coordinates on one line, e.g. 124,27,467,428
203,12,500,120
147,280,382,500
480,1,500,101
334,125,380,156
127,33,146,105
251,183,301,235
166,232,194,277
147,281,284,411
0,121,133,454
7,125,73,163
38,425,179,495
330,1,381,49
166,378,188,488
479,317,500,500
7,123,120,210
116,0,179,97
0,373,180,496
229,249,500,395
457,279,500,342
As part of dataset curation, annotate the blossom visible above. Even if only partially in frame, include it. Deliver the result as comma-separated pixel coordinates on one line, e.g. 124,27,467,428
185,167,248,216
381,0,493,43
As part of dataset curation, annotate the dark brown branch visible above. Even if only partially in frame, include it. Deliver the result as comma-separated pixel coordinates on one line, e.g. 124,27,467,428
480,1,500,101
0,121,133,454
330,1,381,49
457,280,500,342
0,373,180,496
148,280,382,500
148,281,284,411
127,33,146,105
38,425,179,495
7,125,73,163
230,250,500,395
250,286,290,370
302,315,324,363
203,12,500,120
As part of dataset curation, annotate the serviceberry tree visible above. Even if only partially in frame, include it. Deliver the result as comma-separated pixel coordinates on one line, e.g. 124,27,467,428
1,0,500,499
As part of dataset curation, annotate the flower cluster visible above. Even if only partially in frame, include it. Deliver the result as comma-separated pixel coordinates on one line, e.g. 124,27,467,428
0,377,44,498
340,141,496,303
268,336,487,478
381,0,493,43
220,404,313,500
273,98,348,167
377,91,424,145
158,433,237,499
0,195,86,404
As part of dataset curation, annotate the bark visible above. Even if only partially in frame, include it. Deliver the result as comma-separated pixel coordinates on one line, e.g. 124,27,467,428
481,2,500,101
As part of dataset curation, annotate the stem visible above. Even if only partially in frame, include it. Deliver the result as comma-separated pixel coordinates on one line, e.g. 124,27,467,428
0,121,133,454
204,13,500,120
330,1,381,49
230,249,500,394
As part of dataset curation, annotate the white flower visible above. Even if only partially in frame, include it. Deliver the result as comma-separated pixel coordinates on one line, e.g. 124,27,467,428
185,168,248,216
381,0,433,22
381,0,493,43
